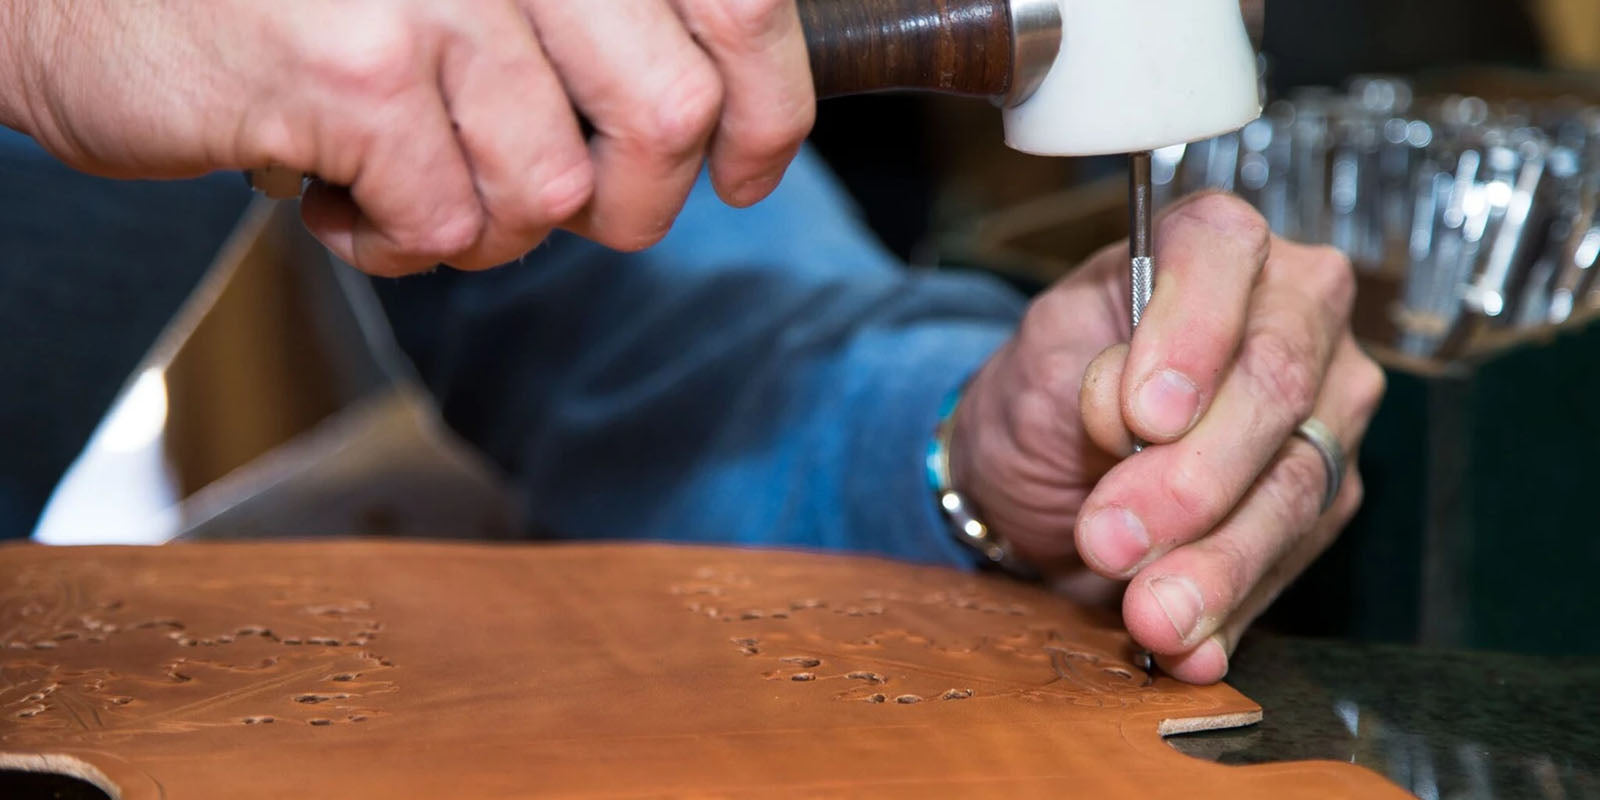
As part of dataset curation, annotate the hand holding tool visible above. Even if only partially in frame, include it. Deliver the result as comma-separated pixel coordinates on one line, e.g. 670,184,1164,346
252,0,1266,332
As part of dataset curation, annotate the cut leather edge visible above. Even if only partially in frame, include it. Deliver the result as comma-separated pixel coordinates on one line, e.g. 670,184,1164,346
1157,709,1264,737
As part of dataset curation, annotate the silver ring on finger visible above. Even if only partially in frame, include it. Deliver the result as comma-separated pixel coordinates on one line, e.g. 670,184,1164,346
1293,417,1345,514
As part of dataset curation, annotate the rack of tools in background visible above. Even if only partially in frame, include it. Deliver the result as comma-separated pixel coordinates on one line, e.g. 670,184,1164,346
1157,77,1600,362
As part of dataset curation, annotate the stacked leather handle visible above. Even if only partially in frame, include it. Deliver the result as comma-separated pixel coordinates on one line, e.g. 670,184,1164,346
796,0,1015,99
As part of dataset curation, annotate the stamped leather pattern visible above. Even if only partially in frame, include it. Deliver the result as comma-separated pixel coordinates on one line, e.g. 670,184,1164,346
0,541,1409,798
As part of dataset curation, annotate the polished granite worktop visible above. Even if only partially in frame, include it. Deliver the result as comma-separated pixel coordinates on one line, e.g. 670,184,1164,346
1170,635,1600,799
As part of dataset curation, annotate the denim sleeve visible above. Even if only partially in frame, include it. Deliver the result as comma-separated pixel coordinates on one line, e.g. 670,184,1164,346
374,147,1027,567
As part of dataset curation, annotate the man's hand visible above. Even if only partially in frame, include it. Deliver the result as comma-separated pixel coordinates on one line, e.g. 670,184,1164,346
0,0,814,275
950,193,1385,684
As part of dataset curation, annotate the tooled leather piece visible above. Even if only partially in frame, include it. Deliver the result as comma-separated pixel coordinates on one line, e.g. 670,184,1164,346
0,541,1408,798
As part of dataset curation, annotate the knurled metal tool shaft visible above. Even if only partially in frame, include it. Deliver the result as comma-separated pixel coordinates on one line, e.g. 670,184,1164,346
1130,151,1155,331
1129,151,1155,454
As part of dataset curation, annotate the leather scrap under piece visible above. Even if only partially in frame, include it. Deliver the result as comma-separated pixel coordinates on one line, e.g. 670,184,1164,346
0,541,1407,798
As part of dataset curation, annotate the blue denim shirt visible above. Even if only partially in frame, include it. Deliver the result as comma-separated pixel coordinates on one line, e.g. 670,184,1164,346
375,148,1026,567
4,126,1027,565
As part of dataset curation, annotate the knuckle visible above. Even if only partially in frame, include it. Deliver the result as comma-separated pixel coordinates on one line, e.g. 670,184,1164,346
709,0,792,39
1161,458,1227,524
306,15,417,97
1200,537,1253,606
649,60,725,153
1353,355,1388,420
727,107,814,164
1307,244,1357,318
528,156,595,225
1026,350,1084,405
1239,327,1320,424
1018,288,1081,345
1264,449,1330,526
401,209,482,258
1168,192,1271,257
1005,388,1065,453
1019,293,1061,335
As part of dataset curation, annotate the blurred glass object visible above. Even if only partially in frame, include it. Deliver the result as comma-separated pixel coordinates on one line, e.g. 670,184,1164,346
34,368,182,545
1160,78,1600,360
32,201,523,545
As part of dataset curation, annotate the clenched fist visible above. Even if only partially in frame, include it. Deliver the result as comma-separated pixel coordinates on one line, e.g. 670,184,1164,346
951,192,1386,684
0,0,815,275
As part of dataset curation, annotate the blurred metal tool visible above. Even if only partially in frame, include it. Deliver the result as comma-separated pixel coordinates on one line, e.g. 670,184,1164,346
1545,153,1600,323
1464,133,1547,325
1550,195,1600,322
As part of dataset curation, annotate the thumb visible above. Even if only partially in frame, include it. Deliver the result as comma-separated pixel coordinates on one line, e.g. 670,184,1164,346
1079,343,1135,458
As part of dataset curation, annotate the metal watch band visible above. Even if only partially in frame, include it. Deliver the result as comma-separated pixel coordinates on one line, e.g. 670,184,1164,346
925,387,1035,578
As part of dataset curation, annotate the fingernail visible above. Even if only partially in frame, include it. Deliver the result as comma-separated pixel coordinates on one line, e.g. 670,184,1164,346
1134,369,1200,439
733,173,781,207
1149,576,1205,645
1080,508,1150,575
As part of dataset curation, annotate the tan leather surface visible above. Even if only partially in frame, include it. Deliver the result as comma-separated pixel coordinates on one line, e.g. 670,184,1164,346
0,541,1408,798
